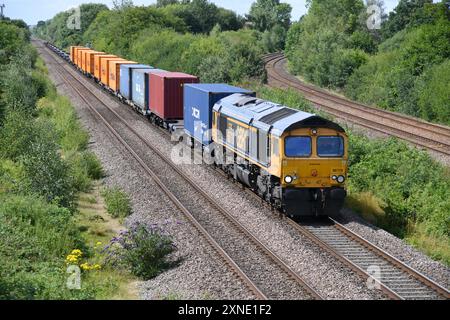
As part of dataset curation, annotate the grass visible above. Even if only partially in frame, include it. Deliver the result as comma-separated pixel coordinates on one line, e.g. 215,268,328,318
101,187,132,221
76,181,138,300
346,191,450,267
345,192,386,225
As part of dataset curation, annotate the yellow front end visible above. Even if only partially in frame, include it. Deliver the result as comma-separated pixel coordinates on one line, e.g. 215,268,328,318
278,127,348,217
280,127,348,187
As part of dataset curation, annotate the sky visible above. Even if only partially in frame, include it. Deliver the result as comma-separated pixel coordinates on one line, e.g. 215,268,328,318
0,0,427,26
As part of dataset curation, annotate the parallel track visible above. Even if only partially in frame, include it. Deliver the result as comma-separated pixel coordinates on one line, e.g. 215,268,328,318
264,53,450,157
38,41,322,300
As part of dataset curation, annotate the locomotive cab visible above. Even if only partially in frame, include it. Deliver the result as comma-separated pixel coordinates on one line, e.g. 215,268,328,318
279,126,348,217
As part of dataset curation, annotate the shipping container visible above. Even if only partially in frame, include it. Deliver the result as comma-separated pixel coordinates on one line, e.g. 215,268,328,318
77,49,92,68
108,60,137,92
86,51,106,75
131,68,166,114
73,47,86,65
149,72,199,120
70,46,85,63
119,64,153,101
94,54,117,80
183,84,255,144
81,49,95,72
101,58,126,86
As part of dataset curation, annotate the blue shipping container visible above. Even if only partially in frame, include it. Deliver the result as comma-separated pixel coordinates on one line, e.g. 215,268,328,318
120,64,153,101
131,68,165,114
184,84,255,145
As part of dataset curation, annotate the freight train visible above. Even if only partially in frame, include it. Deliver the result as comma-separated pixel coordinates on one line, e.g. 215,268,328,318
46,42,348,217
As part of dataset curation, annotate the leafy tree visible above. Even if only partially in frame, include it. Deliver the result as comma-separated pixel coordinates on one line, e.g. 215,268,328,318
416,60,450,124
156,0,179,7
285,0,376,88
247,0,292,32
346,16,450,123
262,24,287,52
381,0,432,39
33,3,109,48
0,21,30,64
84,6,186,56
216,7,244,31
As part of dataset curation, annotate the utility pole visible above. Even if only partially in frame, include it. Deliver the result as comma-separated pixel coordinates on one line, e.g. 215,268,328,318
0,4,5,19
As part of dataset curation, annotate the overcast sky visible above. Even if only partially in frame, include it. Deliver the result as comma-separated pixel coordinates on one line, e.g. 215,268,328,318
1,0,428,26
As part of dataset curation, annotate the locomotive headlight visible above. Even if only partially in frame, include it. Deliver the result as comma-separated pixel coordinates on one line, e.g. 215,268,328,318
337,175,346,183
332,175,338,181
284,175,293,184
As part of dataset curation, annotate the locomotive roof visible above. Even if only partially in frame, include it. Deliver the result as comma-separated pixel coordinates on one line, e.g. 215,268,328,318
213,93,345,136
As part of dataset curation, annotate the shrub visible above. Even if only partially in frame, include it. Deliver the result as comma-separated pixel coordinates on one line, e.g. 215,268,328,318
102,187,132,219
105,223,176,279
37,95,89,152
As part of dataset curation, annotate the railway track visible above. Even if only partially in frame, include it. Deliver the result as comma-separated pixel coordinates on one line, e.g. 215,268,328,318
287,217,450,300
212,169,449,300
264,53,450,158
37,41,322,300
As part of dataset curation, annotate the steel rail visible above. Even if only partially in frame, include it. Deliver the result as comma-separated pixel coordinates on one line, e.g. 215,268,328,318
265,53,450,140
265,54,450,157
39,41,323,300
38,41,268,300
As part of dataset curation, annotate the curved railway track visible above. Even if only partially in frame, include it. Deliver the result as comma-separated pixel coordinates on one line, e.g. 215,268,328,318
264,53,450,158
37,41,322,300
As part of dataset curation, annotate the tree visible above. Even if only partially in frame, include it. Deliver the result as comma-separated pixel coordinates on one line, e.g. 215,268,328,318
285,0,370,88
113,0,134,10
381,0,432,39
156,0,179,7
247,0,292,32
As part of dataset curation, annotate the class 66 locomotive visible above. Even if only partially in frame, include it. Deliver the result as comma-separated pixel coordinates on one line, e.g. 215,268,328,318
184,86,348,218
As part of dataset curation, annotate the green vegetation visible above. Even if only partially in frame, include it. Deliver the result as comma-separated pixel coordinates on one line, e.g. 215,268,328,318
105,222,177,280
249,84,450,266
33,1,290,83
24,0,450,269
0,19,136,299
286,0,450,125
102,187,132,220
285,0,374,88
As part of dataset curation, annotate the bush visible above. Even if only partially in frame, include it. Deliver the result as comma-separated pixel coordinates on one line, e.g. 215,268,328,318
102,187,132,219
105,223,176,279
416,60,450,125
0,194,97,300
345,19,450,123
37,95,89,152
347,135,450,238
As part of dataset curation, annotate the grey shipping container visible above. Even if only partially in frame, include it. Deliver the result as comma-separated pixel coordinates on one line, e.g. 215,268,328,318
131,68,166,114
120,64,153,101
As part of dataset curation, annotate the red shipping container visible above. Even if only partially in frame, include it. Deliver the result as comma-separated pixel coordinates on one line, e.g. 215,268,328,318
149,72,199,120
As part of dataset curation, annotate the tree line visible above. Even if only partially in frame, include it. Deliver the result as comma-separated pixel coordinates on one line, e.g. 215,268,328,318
285,0,449,125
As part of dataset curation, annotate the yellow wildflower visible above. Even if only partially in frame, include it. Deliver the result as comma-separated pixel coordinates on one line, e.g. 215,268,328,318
95,242,102,246
65,254,79,265
71,249,82,257
80,263,90,271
